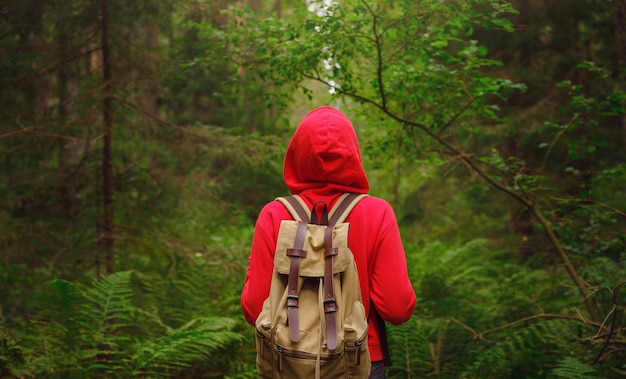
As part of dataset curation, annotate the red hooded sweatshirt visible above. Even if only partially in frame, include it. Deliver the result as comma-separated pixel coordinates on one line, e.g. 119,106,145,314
241,106,416,362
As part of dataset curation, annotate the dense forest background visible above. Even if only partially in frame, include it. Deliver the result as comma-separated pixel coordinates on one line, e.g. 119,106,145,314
1,0,624,378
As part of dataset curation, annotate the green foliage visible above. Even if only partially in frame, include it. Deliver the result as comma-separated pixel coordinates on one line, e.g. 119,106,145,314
219,1,625,375
550,357,599,379
388,236,623,378
1,0,625,377
230,0,522,129
1,271,244,378
386,317,433,377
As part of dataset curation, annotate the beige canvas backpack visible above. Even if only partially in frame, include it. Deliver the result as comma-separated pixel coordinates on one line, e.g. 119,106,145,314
255,193,371,379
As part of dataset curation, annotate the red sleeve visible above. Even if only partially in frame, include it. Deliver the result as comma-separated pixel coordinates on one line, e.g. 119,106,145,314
368,202,416,325
241,202,285,325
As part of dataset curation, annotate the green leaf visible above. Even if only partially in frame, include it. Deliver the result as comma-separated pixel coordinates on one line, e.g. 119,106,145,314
431,40,449,48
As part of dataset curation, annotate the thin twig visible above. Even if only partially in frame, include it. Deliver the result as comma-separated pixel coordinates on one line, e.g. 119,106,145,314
540,113,580,171
551,197,626,218
593,282,625,364
0,124,101,143
451,318,485,341
454,313,600,341
437,97,476,136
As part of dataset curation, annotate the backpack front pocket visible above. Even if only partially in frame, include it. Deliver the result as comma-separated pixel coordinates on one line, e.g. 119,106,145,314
255,298,275,378
343,301,371,377
255,329,275,379
343,333,370,378
275,345,344,379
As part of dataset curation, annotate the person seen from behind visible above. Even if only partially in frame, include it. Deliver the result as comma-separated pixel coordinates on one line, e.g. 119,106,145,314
241,105,416,378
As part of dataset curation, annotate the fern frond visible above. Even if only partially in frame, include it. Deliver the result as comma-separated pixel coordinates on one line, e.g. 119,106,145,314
550,356,598,379
134,258,222,327
82,271,135,332
387,315,433,377
178,316,239,332
80,271,137,377
12,279,95,378
130,321,244,378
38,279,90,348
496,319,574,357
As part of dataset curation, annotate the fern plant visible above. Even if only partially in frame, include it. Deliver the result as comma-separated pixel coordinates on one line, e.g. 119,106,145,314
398,237,596,378
127,228,256,377
2,270,244,378
550,357,599,379
130,317,243,378
386,316,433,378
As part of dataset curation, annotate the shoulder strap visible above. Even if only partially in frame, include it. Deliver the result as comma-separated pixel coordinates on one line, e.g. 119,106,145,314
275,195,310,223
371,302,392,366
275,195,309,344
329,193,368,225
276,193,368,224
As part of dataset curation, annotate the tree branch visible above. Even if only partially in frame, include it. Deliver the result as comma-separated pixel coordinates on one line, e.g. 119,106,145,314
0,45,102,85
452,313,600,341
361,0,387,109
551,197,626,218
593,282,625,363
540,113,580,171
303,61,599,321
0,122,102,143
437,97,476,137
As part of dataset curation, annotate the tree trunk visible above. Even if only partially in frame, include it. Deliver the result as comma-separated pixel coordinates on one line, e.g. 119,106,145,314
518,0,531,66
101,0,114,276
249,0,261,13
276,0,282,18
614,0,626,148
139,23,160,122
58,30,81,219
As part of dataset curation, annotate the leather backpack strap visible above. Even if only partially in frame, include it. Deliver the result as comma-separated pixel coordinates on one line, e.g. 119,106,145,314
370,302,392,366
276,195,311,223
311,200,329,225
323,193,367,350
276,195,311,343
323,225,339,350
277,193,368,224
285,221,307,343
328,193,368,225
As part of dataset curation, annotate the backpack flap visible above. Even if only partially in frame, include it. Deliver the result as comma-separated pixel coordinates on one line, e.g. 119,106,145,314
274,221,351,277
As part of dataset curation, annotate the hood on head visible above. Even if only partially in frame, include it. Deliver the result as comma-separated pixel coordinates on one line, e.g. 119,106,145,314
284,106,369,195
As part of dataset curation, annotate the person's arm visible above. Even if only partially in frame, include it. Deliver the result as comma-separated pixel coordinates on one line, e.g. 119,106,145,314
241,204,278,325
369,204,416,325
